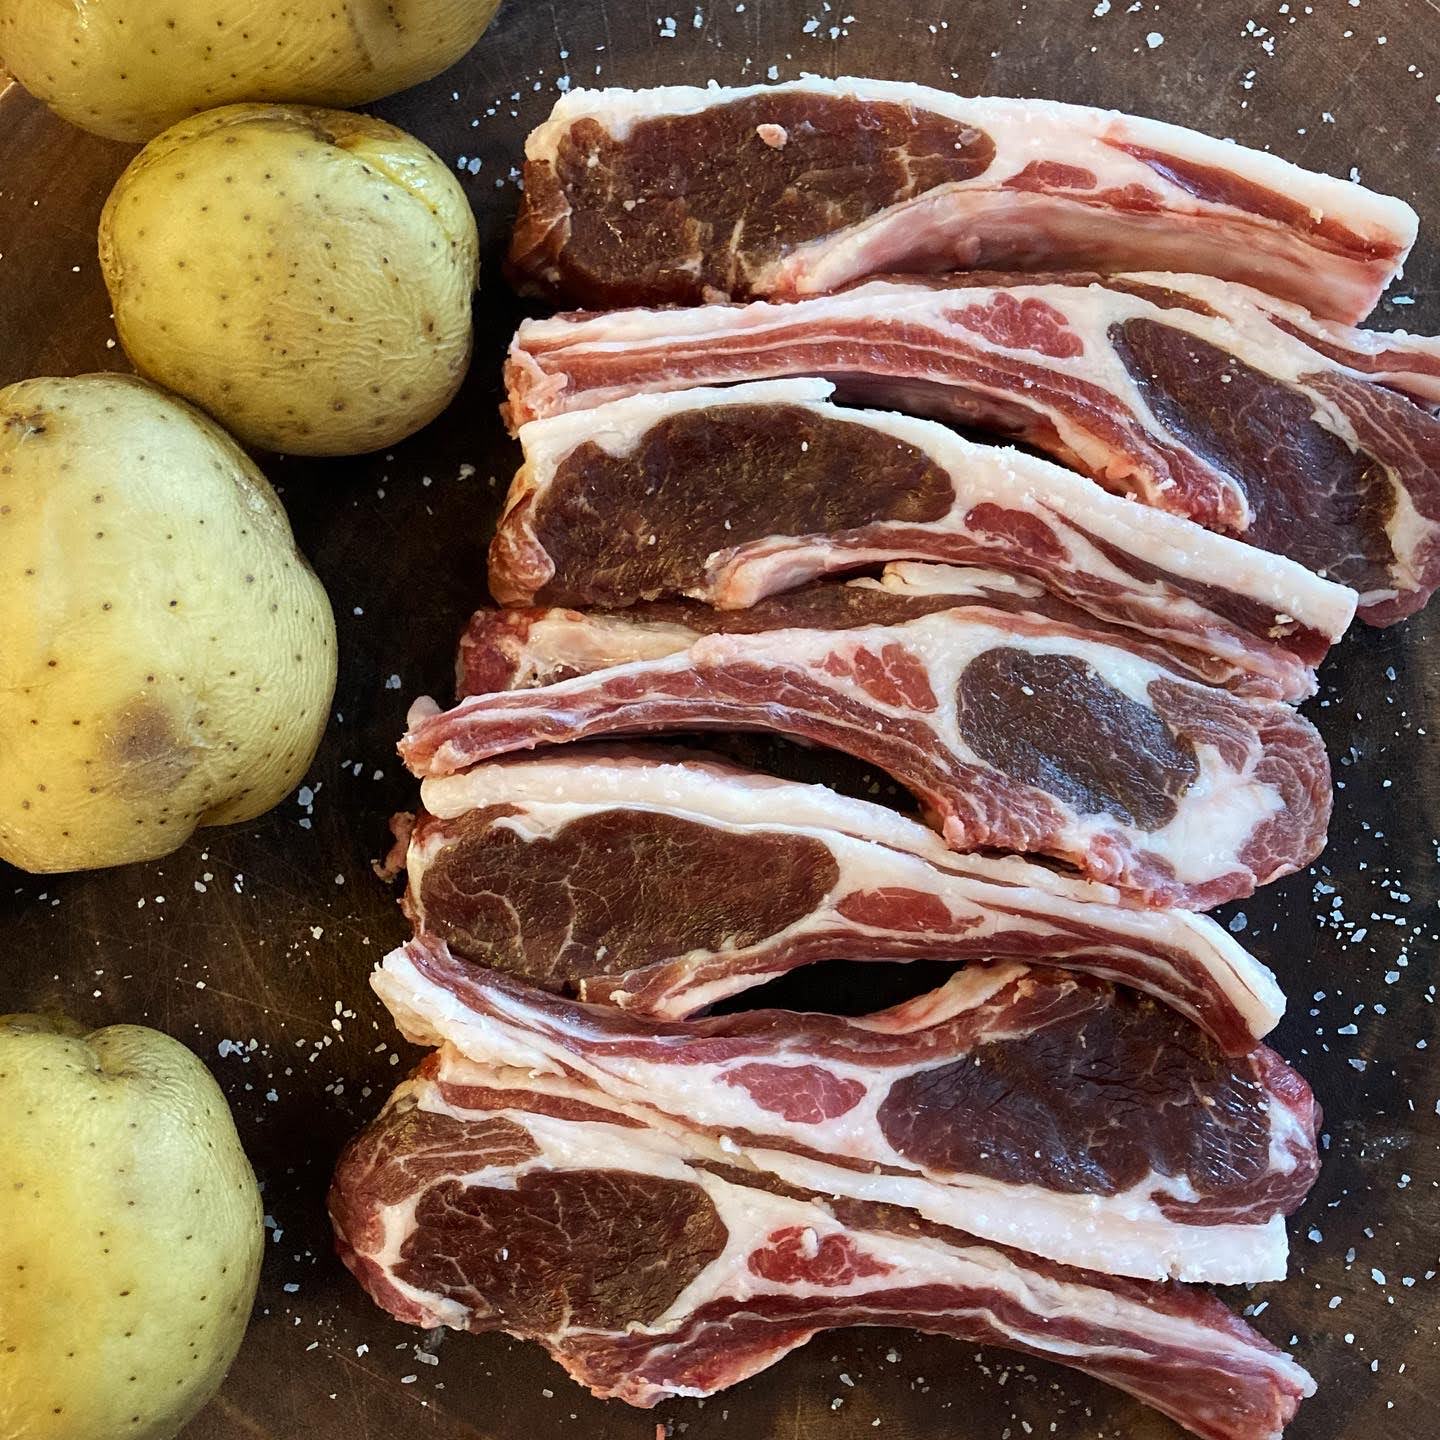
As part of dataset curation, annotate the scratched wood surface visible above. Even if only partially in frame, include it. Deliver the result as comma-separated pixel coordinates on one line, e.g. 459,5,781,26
2,1,1438,1436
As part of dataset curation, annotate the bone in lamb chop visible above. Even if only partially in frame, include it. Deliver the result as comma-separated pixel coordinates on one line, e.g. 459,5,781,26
508,76,1416,323
345,77,1373,1436
401,748,1286,1052
330,1044,1316,1440
464,561,1304,698
403,566,1333,909
505,272,1440,625
491,379,1358,702
374,937,1321,1285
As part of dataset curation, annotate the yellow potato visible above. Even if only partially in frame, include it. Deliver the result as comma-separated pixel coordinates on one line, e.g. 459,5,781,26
0,1014,264,1439
0,373,336,872
99,104,479,456
0,0,502,142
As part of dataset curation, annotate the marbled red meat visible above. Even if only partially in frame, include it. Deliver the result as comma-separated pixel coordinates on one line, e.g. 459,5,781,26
402,749,1287,1050
404,570,1332,908
374,937,1320,1283
509,77,1415,323
504,273,1440,624
330,1046,1317,1440
491,380,1356,700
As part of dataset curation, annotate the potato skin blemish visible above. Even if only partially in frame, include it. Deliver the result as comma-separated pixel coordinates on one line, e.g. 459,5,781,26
0,373,335,873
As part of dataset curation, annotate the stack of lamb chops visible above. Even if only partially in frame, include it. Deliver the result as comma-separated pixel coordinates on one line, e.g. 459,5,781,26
331,78,1440,1440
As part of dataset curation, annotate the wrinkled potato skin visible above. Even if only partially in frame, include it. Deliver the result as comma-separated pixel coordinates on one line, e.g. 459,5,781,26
0,0,503,142
99,104,479,455
0,374,336,872
0,1015,264,1439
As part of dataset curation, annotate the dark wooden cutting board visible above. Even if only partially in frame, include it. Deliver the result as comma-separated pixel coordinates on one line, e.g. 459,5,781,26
2,1,1437,1436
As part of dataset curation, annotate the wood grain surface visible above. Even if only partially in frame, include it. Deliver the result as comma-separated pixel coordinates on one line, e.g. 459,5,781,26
1,2,1438,1437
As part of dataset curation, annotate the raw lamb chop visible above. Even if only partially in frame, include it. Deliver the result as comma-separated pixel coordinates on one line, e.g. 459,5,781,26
491,380,1357,701
403,572,1333,908
403,748,1286,1051
508,76,1415,323
504,272,1440,624
375,938,1320,1283
462,561,1310,697
330,1045,1317,1440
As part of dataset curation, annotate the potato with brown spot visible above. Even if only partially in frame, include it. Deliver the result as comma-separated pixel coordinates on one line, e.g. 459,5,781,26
98,103,479,456
0,1013,263,1438
0,0,502,142
0,373,336,872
